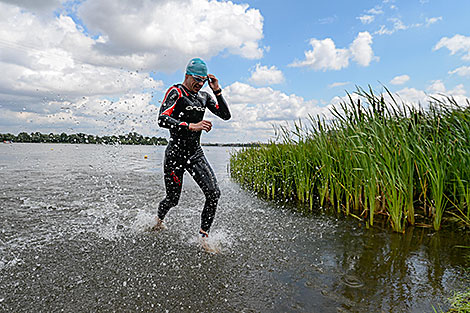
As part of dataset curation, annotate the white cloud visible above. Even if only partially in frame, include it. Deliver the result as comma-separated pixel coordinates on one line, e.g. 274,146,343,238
0,2,162,137
390,74,410,85
290,32,375,71
350,32,375,66
450,84,467,96
211,82,329,142
76,0,265,70
375,15,441,36
358,15,375,24
427,80,467,96
434,34,470,61
357,5,383,24
393,87,427,106
375,18,408,35
425,16,442,26
329,82,350,88
0,5,162,97
248,64,284,86
0,92,162,137
289,38,349,70
449,66,470,77
1,0,265,74
427,80,446,93
368,7,384,15
318,16,337,25
393,81,468,108
224,82,324,122
0,0,62,14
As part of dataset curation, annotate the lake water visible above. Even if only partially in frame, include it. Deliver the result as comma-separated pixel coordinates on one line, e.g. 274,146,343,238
0,143,469,312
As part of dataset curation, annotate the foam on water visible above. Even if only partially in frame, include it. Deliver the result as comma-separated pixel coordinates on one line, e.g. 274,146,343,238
130,210,158,232
0,256,23,271
186,228,234,254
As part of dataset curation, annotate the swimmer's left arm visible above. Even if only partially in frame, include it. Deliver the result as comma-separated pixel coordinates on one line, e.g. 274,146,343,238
206,74,231,120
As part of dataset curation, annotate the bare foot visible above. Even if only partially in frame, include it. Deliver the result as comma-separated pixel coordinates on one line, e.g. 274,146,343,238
150,218,165,232
198,229,220,254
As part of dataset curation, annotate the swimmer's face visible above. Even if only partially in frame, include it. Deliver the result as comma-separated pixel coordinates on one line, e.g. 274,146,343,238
190,75,207,92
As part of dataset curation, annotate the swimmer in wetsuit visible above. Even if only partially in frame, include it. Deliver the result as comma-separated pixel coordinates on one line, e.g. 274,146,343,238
154,58,231,238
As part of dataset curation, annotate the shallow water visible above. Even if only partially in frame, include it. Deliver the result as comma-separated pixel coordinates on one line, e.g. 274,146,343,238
0,143,469,312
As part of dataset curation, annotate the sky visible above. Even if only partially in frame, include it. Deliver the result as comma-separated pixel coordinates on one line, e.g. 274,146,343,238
0,0,469,143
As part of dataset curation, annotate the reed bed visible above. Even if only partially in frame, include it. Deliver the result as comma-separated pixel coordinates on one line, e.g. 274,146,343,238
230,87,470,232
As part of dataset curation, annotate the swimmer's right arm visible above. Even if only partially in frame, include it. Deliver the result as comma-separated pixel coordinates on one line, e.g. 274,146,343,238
158,88,189,130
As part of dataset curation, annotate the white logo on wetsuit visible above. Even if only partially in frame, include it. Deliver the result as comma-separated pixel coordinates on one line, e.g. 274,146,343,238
185,105,205,111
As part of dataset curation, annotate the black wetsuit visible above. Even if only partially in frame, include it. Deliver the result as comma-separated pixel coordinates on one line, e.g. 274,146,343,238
157,84,231,232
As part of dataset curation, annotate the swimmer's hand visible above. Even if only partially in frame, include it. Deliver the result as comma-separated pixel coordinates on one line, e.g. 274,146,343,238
208,74,220,91
189,120,212,132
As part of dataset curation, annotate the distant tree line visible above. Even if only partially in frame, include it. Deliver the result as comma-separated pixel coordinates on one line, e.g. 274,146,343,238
0,132,168,145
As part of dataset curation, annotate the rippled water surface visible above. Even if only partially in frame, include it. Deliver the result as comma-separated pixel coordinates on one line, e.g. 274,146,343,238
0,143,469,312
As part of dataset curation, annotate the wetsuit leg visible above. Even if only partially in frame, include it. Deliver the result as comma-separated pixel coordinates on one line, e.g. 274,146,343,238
187,147,221,232
157,145,185,221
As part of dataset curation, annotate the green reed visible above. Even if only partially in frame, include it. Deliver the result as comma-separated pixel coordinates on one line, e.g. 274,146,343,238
230,87,470,232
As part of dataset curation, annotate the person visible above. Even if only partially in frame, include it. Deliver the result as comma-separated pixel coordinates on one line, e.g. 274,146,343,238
154,58,231,239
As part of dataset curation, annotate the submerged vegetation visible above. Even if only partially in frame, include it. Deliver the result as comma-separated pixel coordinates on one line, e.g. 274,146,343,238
434,248,470,312
447,288,470,312
230,87,470,232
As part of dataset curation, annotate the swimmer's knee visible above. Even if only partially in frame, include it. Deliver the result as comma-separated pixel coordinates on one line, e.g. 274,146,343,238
158,195,180,220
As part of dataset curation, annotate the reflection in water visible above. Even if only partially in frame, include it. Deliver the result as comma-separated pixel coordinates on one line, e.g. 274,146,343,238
0,143,468,312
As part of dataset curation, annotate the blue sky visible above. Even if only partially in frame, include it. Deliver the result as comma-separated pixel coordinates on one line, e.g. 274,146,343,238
209,0,468,100
0,0,469,143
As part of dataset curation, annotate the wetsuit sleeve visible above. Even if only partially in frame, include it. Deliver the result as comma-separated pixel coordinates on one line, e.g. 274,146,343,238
206,92,231,120
158,87,189,130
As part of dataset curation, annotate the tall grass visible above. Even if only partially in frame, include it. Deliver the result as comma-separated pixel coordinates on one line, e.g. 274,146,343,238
230,87,470,232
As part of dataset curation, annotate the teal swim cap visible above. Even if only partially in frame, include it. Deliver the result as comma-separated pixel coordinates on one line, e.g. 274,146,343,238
186,58,207,77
